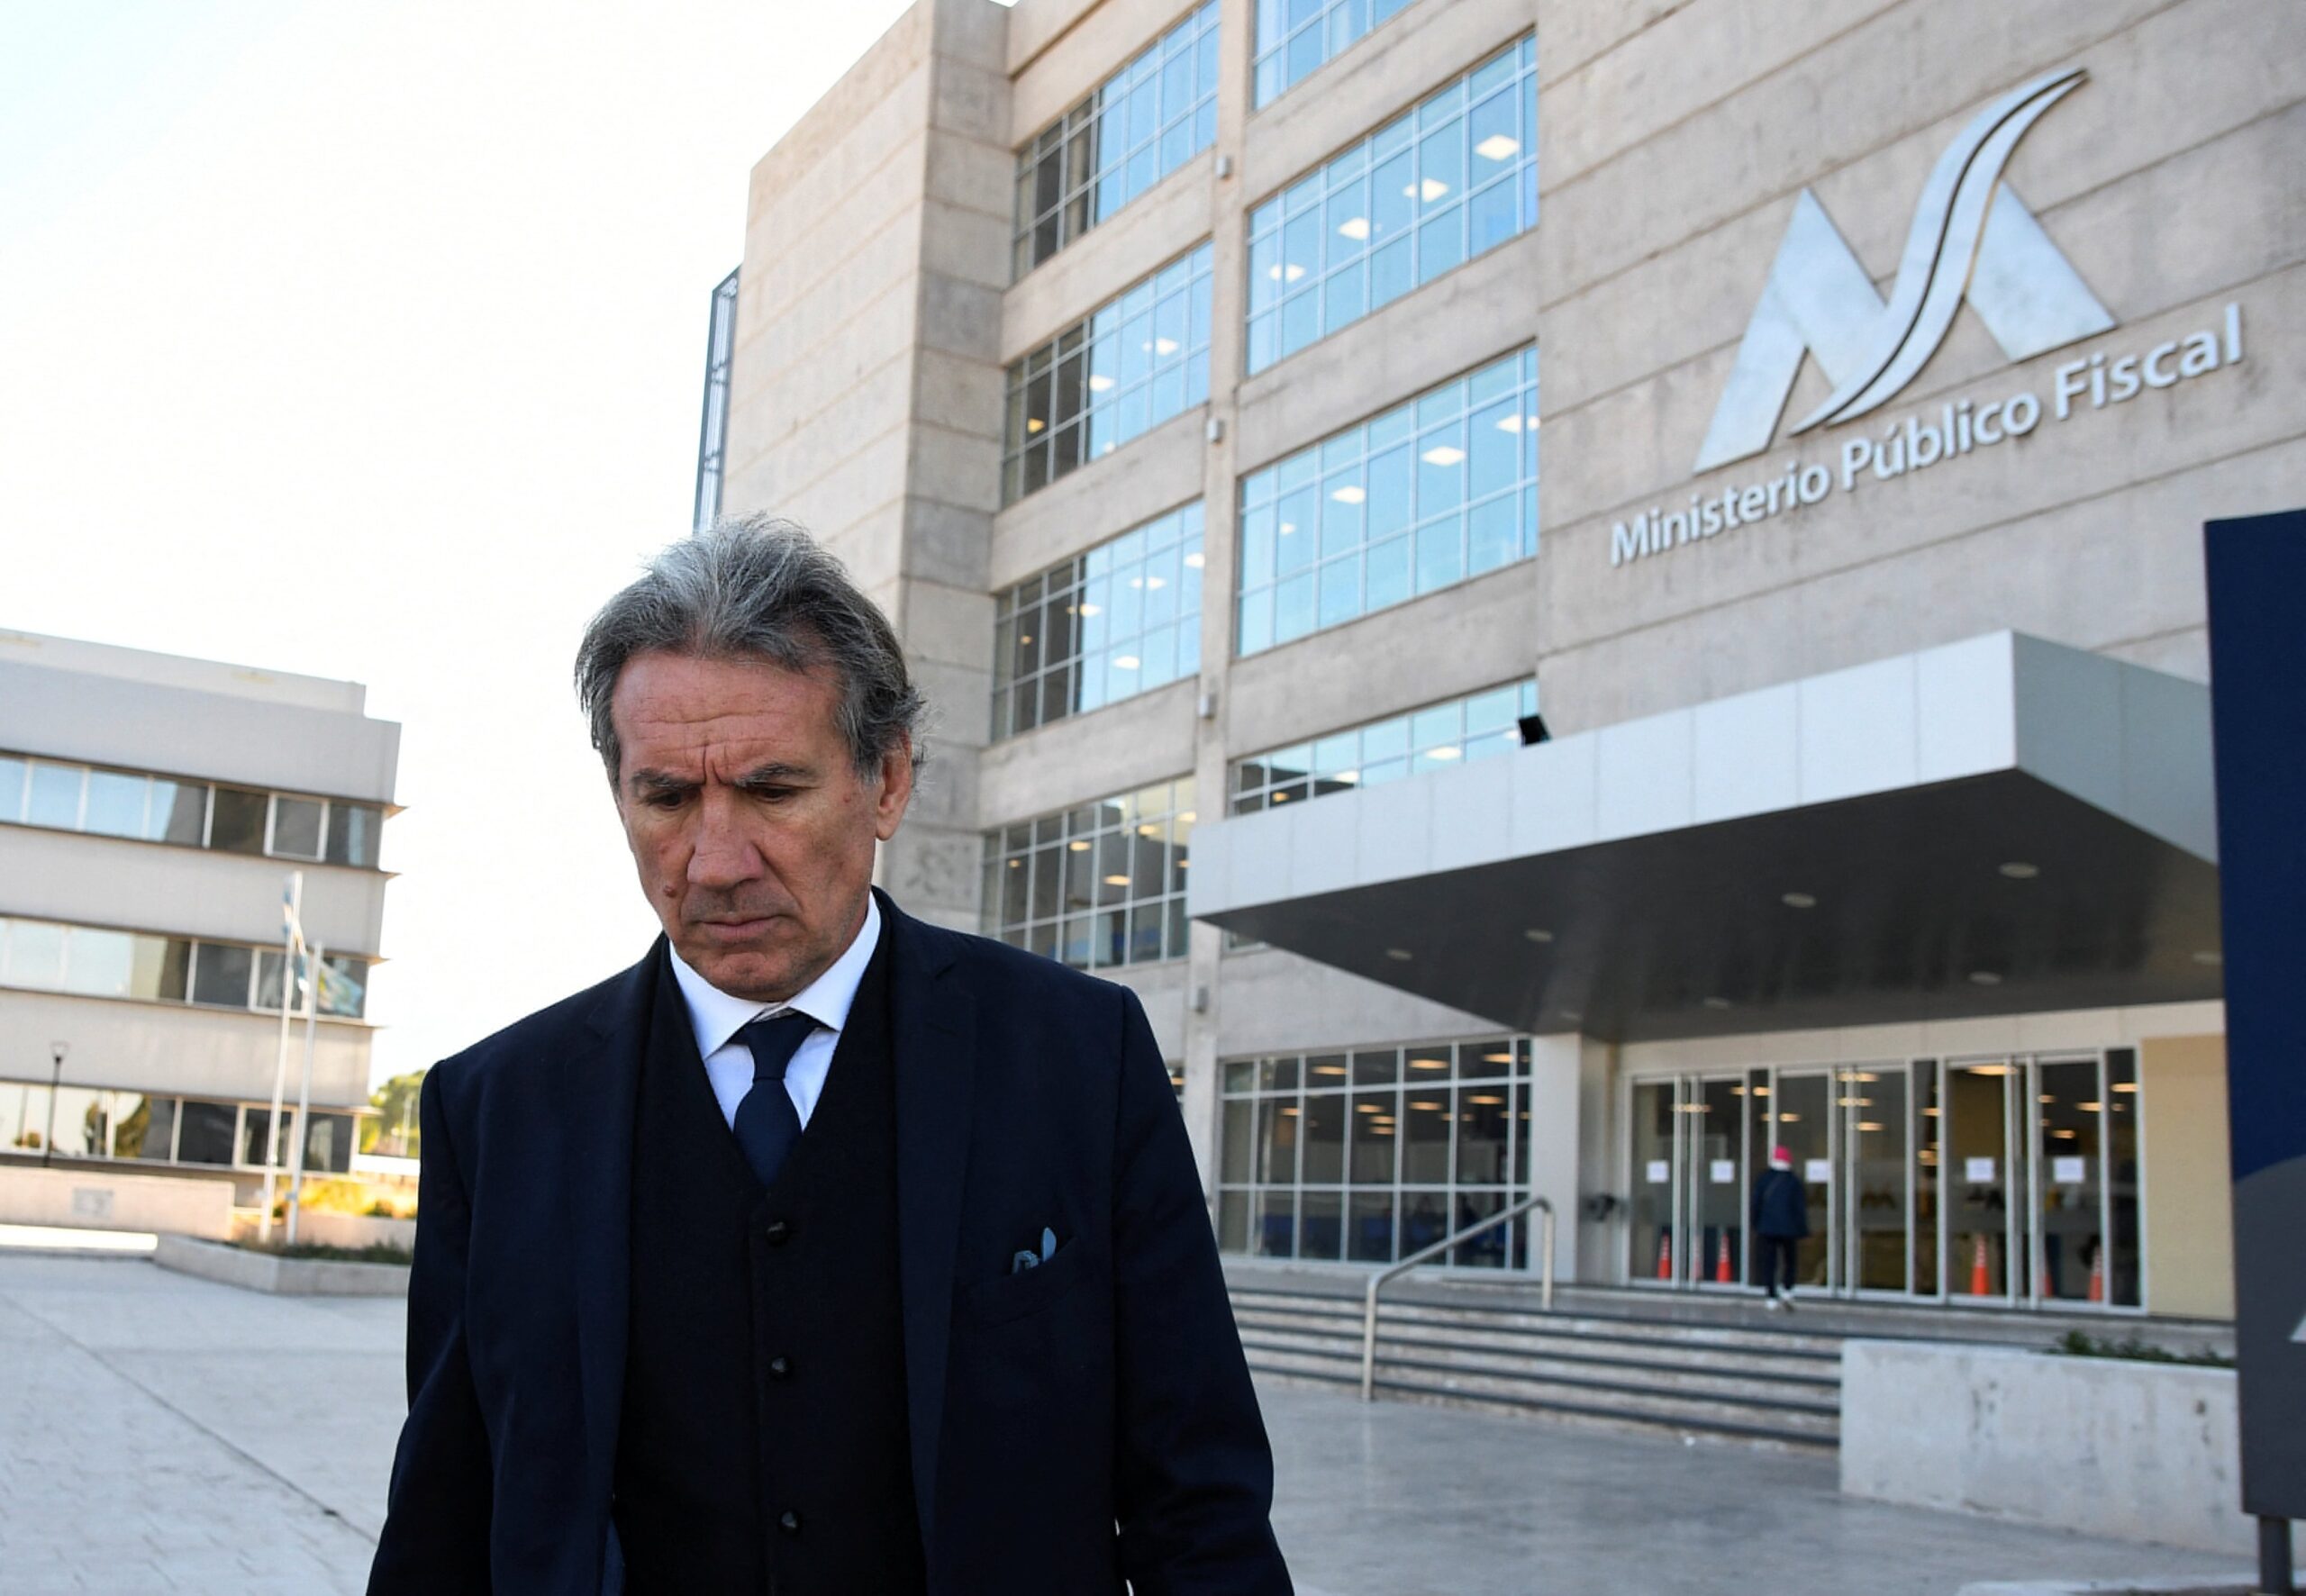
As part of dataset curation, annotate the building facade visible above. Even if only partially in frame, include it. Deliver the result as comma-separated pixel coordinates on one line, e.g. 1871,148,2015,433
702,0,2303,1319
0,630,399,1195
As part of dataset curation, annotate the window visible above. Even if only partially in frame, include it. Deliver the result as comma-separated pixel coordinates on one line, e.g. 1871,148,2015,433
1233,681,1537,813
1218,1037,1535,1266
981,778,1195,970
0,917,366,1020
1238,346,1536,655
176,1101,238,1166
1246,39,1536,375
0,752,386,866
693,268,739,532
1003,243,1214,505
1252,0,1416,107
993,503,1205,739
1014,0,1221,278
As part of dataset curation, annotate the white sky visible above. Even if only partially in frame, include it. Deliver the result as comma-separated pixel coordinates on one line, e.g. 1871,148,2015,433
0,0,944,1088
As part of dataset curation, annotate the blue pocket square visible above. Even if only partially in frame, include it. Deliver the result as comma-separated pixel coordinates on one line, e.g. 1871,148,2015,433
1010,1225,1058,1274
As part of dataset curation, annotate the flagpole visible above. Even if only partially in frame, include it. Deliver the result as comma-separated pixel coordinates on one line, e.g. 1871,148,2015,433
286,940,322,1247
259,871,304,1246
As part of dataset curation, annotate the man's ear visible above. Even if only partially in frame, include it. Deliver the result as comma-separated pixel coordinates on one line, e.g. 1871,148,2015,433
874,737,915,842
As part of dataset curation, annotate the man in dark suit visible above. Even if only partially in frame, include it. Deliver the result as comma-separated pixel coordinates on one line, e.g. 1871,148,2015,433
368,517,1291,1594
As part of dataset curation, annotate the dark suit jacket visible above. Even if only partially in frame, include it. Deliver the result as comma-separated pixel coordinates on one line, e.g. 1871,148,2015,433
1751,1167,1810,1238
368,890,1290,1595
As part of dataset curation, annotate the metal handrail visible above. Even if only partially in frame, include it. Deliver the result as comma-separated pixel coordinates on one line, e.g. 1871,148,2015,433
1361,1194,1554,1401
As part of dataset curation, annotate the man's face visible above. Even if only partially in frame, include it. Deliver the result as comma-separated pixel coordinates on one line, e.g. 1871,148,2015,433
610,649,912,1001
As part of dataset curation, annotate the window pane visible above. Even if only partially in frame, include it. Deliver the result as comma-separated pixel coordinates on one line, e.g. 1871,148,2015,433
272,797,323,860
130,936,192,1002
151,781,207,845
176,1102,238,1165
6,920,66,987
191,943,255,1008
83,770,147,839
242,1108,294,1169
209,787,268,855
304,1111,356,1175
0,755,24,821
63,929,135,997
26,763,82,828
116,1095,177,1162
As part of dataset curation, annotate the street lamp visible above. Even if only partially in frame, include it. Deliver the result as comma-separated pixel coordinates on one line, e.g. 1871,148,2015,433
41,1042,68,1168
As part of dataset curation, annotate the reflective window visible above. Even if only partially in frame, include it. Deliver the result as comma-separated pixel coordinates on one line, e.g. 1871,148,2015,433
177,1101,238,1166
0,916,365,1020
981,777,1195,970
1246,39,1536,374
1003,243,1213,505
1238,346,1536,655
1218,1037,1534,1267
693,267,739,532
1252,0,1417,106
1014,0,1221,278
1233,680,1537,813
0,1081,357,1173
0,751,386,867
114,1095,177,1161
993,503,1205,739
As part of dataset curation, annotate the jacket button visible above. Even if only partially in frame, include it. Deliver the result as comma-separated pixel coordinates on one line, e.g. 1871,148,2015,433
778,1510,802,1535
768,1356,791,1379
764,1218,792,1245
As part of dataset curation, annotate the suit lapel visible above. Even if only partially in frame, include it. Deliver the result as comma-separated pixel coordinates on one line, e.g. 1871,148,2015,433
883,890,975,1553
560,942,654,1520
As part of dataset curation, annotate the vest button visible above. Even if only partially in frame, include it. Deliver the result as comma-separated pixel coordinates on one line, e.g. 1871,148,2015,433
779,1510,803,1535
768,1355,791,1379
764,1218,793,1245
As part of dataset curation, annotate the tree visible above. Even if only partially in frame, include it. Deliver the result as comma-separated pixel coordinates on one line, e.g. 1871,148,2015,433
363,1070,426,1158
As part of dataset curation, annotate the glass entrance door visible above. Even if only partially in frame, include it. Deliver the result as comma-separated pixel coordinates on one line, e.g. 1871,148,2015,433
1686,1075,1748,1291
1770,1071,1835,1292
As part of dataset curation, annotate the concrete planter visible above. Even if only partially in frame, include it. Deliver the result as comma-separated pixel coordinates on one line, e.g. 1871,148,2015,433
153,1233,410,1298
288,1211,416,1251
1841,1339,2289,1558
0,1165,233,1238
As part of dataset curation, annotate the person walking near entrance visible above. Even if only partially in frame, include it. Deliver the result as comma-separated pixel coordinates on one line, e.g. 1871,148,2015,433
1751,1147,1807,1310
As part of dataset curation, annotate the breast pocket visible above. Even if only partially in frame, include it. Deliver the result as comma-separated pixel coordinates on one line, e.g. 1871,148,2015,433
960,1237,1096,1327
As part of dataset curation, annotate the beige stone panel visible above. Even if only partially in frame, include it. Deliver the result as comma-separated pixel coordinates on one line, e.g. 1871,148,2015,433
1239,0,1535,205
903,496,994,591
738,348,918,513
976,679,1198,826
1001,157,1215,362
2139,1032,2233,1319
917,270,1006,365
990,406,1208,589
920,195,1013,293
750,128,931,311
1225,559,1541,755
931,0,1011,75
1006,0,1097,77
1235,229,1541,474
1010,0,1197,141
1100,959,1190,1062
932,53,1012,150
1210,947,1503,1056
880,821,985,926
742,434,910,575
1541,0,2169,305
2102,627,2208,684
900,576,997,673
912,346,1006,444
1538,433,2304,730
1539,0,1688,86
738,216,923,394
734,304,919,473
922,127,1012,226
910,655,994,760
1545,265,2303,536
749,7,932,214
1545,0,1899,184
908,419,1003,516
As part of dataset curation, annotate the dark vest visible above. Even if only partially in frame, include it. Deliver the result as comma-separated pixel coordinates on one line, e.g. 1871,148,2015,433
613,937,926,1595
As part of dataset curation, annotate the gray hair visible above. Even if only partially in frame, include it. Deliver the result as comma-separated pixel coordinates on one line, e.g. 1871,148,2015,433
575,515,925,786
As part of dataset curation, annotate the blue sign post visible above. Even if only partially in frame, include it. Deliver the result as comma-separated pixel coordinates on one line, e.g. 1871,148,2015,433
2205,509,2306,1594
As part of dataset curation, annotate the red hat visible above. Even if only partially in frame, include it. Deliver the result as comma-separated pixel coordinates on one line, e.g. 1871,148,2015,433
1770,1147,1793,1166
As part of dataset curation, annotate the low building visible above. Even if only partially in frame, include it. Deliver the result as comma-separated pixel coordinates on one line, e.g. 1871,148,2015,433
0,630,399,1200
692,0,2304,1321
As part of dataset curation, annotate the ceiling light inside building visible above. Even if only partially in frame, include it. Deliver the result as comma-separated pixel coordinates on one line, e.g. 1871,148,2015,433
2192,949,2223,966
1026,417,1045,432
1113,656,1139,670
1330,485,1366,504
1494,413,1526,432
1067,840,1089,852
1475,134,1521,161
1703,996,1732,1010
1523,928,1553,943
1103,875,1131,886
1184,551,1203,568
1426,745,1461,760
1782,891,1817,909
1412,178,1450,202
1336,216,1370,240
1385,948,1413,961
1088,375,1114,392
1999,861,2040,879
1968,970,2003,985
1077,603,1102,615
1154,338,1179,356
1421,445,1466,467
1268,263,1307,283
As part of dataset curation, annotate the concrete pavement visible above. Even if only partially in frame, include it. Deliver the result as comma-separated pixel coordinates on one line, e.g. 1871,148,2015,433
0,1251,2260,1595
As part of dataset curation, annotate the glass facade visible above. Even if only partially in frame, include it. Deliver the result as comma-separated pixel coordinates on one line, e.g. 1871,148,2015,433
693,268,739,532
1252,0,1416,108
0,752,386,867
0,1077,355,1174
0,916,368,1020
1003,243,1214,505
1218,1036,1537,1267
1238,346,1536,656
993,503,1206,739
981,777,1195,970
1013,0,1221,278
1246,38,1536,375
1231,679,1537,813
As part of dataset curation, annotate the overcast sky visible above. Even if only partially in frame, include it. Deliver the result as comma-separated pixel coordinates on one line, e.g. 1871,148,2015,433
1,0,939,1086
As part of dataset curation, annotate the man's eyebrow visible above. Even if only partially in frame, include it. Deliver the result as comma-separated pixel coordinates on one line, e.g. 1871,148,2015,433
733,761,813,787
628,768,698,797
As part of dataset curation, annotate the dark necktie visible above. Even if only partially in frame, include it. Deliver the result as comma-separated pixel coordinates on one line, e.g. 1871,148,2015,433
732,1011,817,1190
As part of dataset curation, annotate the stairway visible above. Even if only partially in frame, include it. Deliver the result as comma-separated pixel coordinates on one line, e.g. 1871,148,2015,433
1230,1274,1844,1448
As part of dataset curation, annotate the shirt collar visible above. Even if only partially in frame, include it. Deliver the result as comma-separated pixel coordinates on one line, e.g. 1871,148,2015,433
666,893,881,1060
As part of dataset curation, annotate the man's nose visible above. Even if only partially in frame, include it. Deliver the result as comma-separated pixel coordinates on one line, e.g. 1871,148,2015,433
686,791,763,887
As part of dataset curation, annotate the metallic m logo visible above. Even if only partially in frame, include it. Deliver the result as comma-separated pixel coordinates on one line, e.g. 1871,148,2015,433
1694,67,2114,475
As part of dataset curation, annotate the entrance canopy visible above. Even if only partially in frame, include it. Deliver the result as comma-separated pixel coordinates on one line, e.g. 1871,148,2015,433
1187,633,2221,1042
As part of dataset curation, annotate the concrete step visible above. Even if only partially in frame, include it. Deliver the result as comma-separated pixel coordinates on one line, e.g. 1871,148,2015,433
1230,1290,1843,1363
1233,1319,1839,1394
1244,1349,1839,1450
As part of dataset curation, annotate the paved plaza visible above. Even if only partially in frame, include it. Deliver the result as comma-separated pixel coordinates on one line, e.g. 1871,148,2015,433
0,1247,2258,1595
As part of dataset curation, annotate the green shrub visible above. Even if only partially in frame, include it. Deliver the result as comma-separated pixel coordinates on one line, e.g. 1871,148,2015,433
2048,1328,2232,1367
235,1239,413,1266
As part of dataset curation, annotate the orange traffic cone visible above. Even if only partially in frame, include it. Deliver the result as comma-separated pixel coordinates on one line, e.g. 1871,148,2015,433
1656,1232,1673,1280
1968,1233,1991,1296
1715,1232,1733,1284
2087,1252,2104,1303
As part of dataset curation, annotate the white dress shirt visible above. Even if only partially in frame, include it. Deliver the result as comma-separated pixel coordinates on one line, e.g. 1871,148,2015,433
667,894,882,1131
